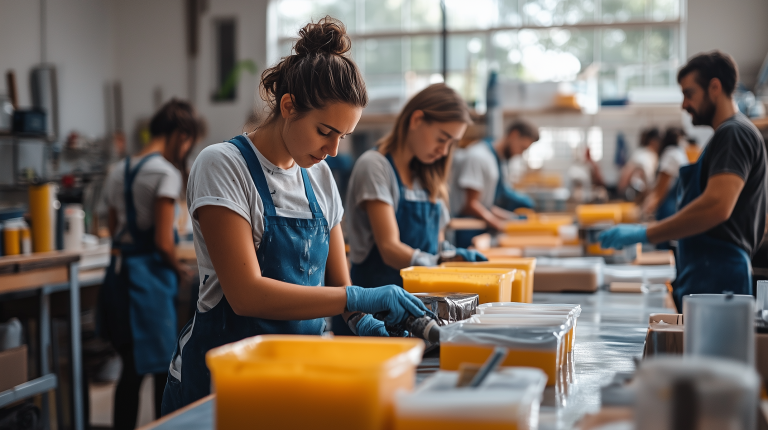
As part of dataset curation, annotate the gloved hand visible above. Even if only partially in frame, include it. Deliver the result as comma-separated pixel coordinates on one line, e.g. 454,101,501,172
455,248,488,262
497,187,535,211
346,285,427,326
354,314,389,337
599,224,648,250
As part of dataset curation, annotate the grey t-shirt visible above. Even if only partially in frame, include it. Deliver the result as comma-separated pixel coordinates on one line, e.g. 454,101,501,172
103,155,183,242
345,150,450,265
449,140,499,216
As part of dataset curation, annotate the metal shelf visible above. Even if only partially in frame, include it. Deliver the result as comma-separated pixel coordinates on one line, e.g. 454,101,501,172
0,374,57,408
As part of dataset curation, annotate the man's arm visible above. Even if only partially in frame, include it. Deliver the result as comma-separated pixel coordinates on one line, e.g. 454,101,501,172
646,173,744,243
461,188,506,231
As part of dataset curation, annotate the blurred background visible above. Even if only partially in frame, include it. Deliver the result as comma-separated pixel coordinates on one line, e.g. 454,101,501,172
1,0,768,428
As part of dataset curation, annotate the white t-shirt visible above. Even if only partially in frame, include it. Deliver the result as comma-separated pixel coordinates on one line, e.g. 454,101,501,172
630,147,659,184
103,155,182,242
449,141,499,216
187,134,344,312
658,145,689,179
345,150,450,265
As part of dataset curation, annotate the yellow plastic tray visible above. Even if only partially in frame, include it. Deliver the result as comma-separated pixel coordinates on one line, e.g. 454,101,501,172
442,258,536,304
207,335,424,430
401,266,516,304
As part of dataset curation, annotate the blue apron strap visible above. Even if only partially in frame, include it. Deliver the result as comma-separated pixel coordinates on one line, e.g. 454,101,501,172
299,168,323,219
483,138,506,197
228,135,277,217
384,152,407,192
123,152,162,242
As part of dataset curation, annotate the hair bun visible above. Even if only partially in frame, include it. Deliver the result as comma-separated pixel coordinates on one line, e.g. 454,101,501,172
294,16,351,57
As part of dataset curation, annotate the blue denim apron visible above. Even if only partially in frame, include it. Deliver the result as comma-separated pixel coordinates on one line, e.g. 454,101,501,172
98,153,178,375
654,178,679,250
672,146,752,310
161,135,328,414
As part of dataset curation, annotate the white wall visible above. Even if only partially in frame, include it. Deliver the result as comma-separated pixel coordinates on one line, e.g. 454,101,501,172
687,0,768,88
0,0,115,139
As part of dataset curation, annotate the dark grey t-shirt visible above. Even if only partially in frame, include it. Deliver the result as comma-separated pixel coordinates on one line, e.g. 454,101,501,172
699,113,767,256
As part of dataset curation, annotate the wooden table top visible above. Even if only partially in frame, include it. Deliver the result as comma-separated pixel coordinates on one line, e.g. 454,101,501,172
0,251,81,274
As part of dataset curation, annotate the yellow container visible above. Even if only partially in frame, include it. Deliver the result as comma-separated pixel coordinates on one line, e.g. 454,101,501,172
439,321,563,386
503,214,574,236
29,183,56,253
3,224,20,256
206,335,424,430
482,247,523,260
442,258,536,304
401,267,516,304
576,204,622,226
586,242,614,256
475,303,581,353
618,202,640,223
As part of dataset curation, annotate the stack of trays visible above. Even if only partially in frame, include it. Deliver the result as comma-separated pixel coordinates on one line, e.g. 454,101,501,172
401,267,517,304
439,303,581,386
394,367,547,430
534,257,604,292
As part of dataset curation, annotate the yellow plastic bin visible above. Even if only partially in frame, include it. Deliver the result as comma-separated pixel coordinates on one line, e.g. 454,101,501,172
439,322,567,386
394,368,547,430
206,335,424,430
401,267,516,304
576,204,622,226
443,258,537,304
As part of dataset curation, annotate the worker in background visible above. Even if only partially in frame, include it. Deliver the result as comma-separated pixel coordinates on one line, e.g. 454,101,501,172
449,121,538,247
99,99,199,429
161,18,427,414
600,51,768,309
616,128,661,200
339,84,486,334
641,127,689,222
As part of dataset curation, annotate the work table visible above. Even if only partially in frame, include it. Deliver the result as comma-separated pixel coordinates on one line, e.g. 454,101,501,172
141,290,669,430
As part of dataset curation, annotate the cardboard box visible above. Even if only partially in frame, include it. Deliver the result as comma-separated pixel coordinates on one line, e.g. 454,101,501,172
0,345,28,392
642,314,683,358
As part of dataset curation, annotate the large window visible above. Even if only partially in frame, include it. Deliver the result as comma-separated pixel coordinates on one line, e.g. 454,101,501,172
272,0,683,110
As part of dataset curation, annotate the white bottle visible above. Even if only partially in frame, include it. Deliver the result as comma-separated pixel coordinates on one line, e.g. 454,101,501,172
63,204,85,251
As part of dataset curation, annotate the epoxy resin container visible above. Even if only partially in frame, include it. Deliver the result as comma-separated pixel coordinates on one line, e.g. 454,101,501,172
401,267,516,304
439,318,569,385
476,303,581,353
206,335,424,430
394,368,547,430
443,258,537,303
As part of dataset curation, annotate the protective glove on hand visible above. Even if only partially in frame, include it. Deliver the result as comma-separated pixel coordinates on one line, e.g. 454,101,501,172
498,188,535,211
599,224,648,250
345,285,427,326
455,248,488,262
354,314,389,337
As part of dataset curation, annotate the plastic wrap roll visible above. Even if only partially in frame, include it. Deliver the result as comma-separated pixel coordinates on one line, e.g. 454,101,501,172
29,183,56,253
683,294,755,365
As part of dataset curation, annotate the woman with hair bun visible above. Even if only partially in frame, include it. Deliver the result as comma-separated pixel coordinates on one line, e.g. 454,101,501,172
337,84,486,334
161,17,427,413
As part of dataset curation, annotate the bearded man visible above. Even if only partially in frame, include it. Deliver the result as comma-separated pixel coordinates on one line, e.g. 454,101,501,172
599,50,768,310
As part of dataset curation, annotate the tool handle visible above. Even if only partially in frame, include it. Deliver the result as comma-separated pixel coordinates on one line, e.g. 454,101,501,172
468,347,508,388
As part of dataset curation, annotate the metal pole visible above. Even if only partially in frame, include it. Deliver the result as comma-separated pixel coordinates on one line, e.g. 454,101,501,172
441,0,447,80
39,288,51,430
68,262,83,430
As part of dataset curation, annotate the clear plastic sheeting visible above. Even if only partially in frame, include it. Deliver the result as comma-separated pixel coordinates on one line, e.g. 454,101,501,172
602,264,676,285
395,368,547,430
535,257,605,287
412,293,479,325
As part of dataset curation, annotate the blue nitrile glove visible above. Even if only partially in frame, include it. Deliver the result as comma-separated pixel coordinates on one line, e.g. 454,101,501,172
455,248,488,262
345,285,428,326
599,224,648,250
497,187,535,211
355,314,389,337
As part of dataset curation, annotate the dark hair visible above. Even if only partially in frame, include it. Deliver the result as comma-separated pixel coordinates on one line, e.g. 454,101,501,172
677,50,739,97
658,127,685,156
148,99,199,170
260,16,367,125
506,120,539,142
640,127,661,147
378,83,472,202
